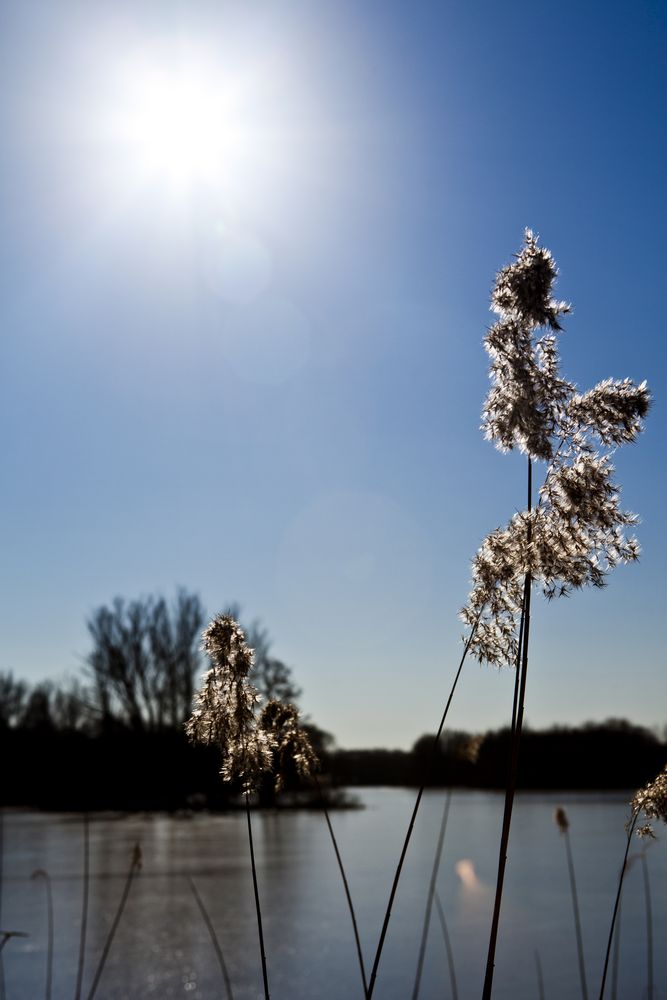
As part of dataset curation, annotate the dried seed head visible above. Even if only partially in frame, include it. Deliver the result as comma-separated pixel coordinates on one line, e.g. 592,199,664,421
554,807,569,834
187,613,318,795
186,613,271,792
631,764,667,838
258,700,319,793
461,233,649,667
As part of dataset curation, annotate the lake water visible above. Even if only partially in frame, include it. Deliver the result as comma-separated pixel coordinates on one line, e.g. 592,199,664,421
1,789,665,999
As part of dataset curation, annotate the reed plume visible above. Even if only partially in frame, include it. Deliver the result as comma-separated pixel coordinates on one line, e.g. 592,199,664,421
186,613,319,1000
30,870,54,1000
456,230,649,1000
598,764,667,999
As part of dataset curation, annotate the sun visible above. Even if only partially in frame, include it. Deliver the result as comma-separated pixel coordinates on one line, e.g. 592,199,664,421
123,70,228,185
104,46,257,194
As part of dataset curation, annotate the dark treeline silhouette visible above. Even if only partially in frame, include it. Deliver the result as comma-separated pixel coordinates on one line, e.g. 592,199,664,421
330,720,666,791
0,590,327,811
1,590,664,808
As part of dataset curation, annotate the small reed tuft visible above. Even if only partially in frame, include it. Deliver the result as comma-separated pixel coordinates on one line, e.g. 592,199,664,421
554,806,570,834
630,764,667,839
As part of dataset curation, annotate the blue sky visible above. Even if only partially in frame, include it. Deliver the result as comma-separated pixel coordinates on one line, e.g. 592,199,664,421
1,0,665,749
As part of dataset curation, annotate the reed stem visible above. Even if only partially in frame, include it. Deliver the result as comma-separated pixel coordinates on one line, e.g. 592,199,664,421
597,811,638,1000
610,893,621,1000
188,877,235,1000
245,792,270,1000
85,844,141,1000
411,790,452,1000
563,826,588,1000
434,889,458,1000
481,456,533,1000
74,813,90,1000
0,809,5,1000
641,852,653,1000
31,870,54,1000
314,774,368,997
534,949,545,1000
366,617,480,999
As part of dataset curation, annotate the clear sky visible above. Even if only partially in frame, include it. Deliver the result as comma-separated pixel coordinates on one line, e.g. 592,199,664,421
1,0,665,749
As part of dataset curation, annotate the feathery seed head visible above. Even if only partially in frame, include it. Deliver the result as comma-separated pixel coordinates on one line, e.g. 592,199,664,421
462,232,649,666
258,699,319,793
631,764,667,838
186,613,270,792
187,613,318,794
554,806,569,834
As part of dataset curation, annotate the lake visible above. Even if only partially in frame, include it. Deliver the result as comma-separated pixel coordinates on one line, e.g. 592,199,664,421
1,789,665,999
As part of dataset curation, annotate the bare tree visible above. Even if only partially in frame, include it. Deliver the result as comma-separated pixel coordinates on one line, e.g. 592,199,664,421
19,684,54,731
0,672,27,728
244,620,302,705
86,590,205,732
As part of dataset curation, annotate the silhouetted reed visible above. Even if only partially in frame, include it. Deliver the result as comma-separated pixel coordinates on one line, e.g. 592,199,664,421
411,790,452,1000
188,876,235,1000
186,613,319,1000
74,813,90,1000
610,892,621,1000
31,870,54,1000
534,949,545,1000
0,931,28,957
554,807,587,1000
84,843,141,1000
452,231,649,999
313,773,367,997
366,622,479,999
434,890,458,1000
598,764,667,999
0,808,4,1000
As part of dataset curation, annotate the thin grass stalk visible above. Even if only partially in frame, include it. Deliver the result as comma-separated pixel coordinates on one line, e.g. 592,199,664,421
640,853,653,1000
31,871,54,1000
563,827,588,1000
0,932,28,955
411,790,452,1000
0,808,5,1000
245,792,270,1000
366,617,481,1000
534,950,545,1000
313,774,367,998
610,894,621,1000
188,877,235,1000
482,457,533,1000
84,844,141,1000
74,813,90,1000
597,811,638,1000
434,890,458,1000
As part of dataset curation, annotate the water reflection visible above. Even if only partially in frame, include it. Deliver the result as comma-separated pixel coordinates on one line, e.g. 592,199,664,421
1,791,665,999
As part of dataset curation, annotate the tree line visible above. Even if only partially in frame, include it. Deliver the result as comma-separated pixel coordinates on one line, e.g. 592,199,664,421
330,719,666,791
0,590,302,736
1,589,664,809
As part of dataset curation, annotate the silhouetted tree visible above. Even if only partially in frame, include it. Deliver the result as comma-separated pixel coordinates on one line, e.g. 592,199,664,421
228,611,302,704
86,589,205,732
0,671,27,728
20,684,54,731
51,677,93,731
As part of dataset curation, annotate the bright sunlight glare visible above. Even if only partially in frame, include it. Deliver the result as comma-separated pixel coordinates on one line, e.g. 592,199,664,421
104,46,267,194
123,70,228,184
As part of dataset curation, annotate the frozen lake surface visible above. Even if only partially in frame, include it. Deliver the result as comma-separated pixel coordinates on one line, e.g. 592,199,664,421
1,789,665,999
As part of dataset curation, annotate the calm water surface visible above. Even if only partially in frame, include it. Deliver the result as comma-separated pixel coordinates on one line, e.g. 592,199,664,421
1,790,665,999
